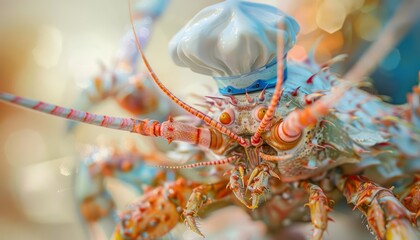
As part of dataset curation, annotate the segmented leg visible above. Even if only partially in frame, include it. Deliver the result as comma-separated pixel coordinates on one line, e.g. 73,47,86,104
341,175,419,240
227,162,281,209
247,163,281,209
183,182,231,237
227,163,248,207
301,182,332,240
112,179,197,240
398,174,420,220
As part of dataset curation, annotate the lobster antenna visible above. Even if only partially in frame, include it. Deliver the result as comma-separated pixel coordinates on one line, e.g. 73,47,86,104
344,0,419,83
320,0,420,107
156,156,237,169
274,0,420,143
250,17,286,146
0,92,239,149
128,0,248,147
0,92,137,132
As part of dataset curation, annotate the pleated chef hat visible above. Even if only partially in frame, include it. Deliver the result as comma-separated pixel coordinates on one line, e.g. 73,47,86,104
169,0,299,95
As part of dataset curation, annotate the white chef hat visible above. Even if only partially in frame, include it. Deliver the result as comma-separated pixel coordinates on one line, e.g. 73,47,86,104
169,0,299,95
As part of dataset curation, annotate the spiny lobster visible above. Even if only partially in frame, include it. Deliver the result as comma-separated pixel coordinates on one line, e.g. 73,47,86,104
1,0,420,240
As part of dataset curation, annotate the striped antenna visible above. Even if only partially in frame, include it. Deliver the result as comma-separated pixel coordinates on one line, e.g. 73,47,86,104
260,0,419,145
0,92,137,132
156,156,238,169
320,0,419,110
128,0,249,147
344,0,418,83
250,15,286,146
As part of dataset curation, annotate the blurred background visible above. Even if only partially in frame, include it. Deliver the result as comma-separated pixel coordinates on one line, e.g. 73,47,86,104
0,0,418,239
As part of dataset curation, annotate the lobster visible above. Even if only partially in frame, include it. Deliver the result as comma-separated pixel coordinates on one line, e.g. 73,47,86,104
1,0,420,239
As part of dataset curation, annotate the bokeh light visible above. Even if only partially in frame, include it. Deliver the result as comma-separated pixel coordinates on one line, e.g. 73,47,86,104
316,0,346,34
4,129,48,166
380,48,401,71
355,13,381,41
32,25,63,69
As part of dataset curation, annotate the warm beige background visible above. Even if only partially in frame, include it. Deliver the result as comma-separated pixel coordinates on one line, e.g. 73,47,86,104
0,0,380,239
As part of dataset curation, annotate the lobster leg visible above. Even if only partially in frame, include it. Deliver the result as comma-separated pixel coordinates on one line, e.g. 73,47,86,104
183,182,231,237
398,174,420,220
227,162,281,209
227,164,248,208
112,179,196,240
247,163,281,209
301,182,332,240
341,175,419,240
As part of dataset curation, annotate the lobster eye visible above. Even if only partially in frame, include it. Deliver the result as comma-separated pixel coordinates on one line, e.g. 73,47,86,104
219,108,235,125
254,106,268,122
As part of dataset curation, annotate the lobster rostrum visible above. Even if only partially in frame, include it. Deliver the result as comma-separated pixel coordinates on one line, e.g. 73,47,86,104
1,0,420,239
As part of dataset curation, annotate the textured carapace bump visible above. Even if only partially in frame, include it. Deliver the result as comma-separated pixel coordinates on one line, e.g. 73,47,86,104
169,0,299,77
